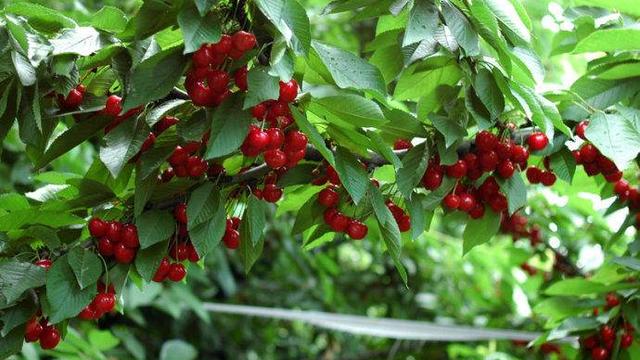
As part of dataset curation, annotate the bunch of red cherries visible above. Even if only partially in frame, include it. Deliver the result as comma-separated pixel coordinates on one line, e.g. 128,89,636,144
89,217,140,264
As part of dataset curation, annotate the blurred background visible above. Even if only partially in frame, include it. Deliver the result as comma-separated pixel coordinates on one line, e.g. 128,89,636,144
1,0,632,359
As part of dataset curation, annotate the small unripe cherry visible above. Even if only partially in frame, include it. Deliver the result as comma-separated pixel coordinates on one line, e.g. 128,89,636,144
279,79,299,102
168,263,187,282
527,132,549,151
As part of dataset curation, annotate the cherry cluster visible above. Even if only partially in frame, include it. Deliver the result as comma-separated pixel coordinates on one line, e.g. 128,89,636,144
78,282,116,320
613,180,640,229
580,294,634,360
185,31,257,107
24,317,60,350
386,200,411,233
223,216,241,249
573,121,623,183
90,218,140,264
102,95,146,135
252,172,285,203
166,134,210,179
57,84,86,110
316,184,369,240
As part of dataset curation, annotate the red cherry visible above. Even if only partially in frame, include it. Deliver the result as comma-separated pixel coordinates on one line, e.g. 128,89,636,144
480,151,499,172
187,243,200,263
576,120,589,140
393,139,413,150
24,318,43,342
102,95,122,117
88,217,108,238
264,149,287,169
234,66,248,91
600,325,615,342
527,132,549,151
591,347,608,360
329,212,349,232
174,203,188,224
170,242,190,261
210,34,232,54
263,184,283,203
97,281,115,294
284,130,308,152
279,79,299,102
497,160,515,178
318,187,340,207
605,293,620,308
152,257,171,282
323,208,338,225
246,127,269,151
113,243,136,264
489,194,508,212
604,171,623,183
121,224,139,248
526,167,542,184
39,326,61,350
252,103,268,119
183,141,202,154
186,156,208,177
597,155,618,175
192,45,213,68
156,116,179,133
93,292,116,313
64,88,84,109
443,194,460,210
582,335,598,349
580,143,599,163
265,128,285,150
140,132,156,152
169,146,189,166
223,228,240,249
496,141,513,160
285,148,305,167
510,145,529,163
469,204,485,219
232,31,257,51
230,217,241,229
78,305,97,320
397,215,411,232
347,220,368,240
98,237,114,256
107,222,122,242
614,180,629,196
621,332,634,349
168,263,187,282
446,160,467,179
422,168,443,190
458,193,476,212
540,171,557,186
34,259,52,269
475,131,498,152
189,81,213,107
208,70,230,94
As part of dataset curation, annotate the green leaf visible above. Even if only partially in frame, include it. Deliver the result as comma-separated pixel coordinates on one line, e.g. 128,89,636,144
160,339,198,360
204,94,252,159
5,3,77,32
0,210,84,231
369,185,407,285
135,241,168,281
292,196,324,235
334,147,370,204
239,196,268,273
402,0,438,47
51,27,111,56
462,208,501,254
46,255,96,323
367,131,402,169
548,317,600,341
195,0,219,16
423,176,456,210
0,259,46,303
441,1,480,56
544,279,606,296
134,167,158,216
407,193,431,240
574,0,640,17
119,0,183,41
11,51,36,86
312,41,386,95
0,300,36,336
0,327,24,360
309,94,387,128
146,99,188,127
92,6,128,33
99,115,149,177
585,112,640,171
473,68,504,120
574,28,640,54
187,183,226,257
178,4,221,54
255,0,311,56
136,210,176,249
431,114,467,148
396,142,430,200
563,77,640,121
291,106,335,165
123,46,188,111
482,0,530,44
67,247,102,290
396,64,462,101
497,172,527,215
550,148,577,183
243,69,280,109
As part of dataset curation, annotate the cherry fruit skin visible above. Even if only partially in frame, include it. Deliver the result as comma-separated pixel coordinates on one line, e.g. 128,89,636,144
527,132,549,151
446,160,467,179
114,244,136,264
39,326,61,350
263,184,283,203
107,222,123,243
591,347,609,360
393,139,413,150
397,215,411,232
223,229,240,249
24,318,43,342
347,220,368,240
475,130,498,152
174,203,188,224
279,79,299,103
104,95,123,117
35,259,53,269
264,149,287,169
121,224,139,248
232,31,257,51
329,212,349,232
97,237,115,256
153,257,171,282
576,120,589,140
600,325,615,342
443,194,461,210
93,292,116,313
318,187,340,208
497,160,515,178
526,167,542,184
266,128,285,150
234,66,248,91
621,333,634,349
168,263,187,282
605,293,620,308
88,217,108,238
285,130,308,152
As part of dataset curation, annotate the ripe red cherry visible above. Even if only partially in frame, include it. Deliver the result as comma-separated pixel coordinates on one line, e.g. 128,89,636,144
169,146,189,166
285,148,306,167
323,207,338,225
35,259,53,269
39,326,61,350
98,237,114,256
64,88,84,109
234,66,248,91
614,180,629,196
600,325,615,342
318,187,340,207
246,127,269,151
168,263,187,282
397,215,411,232
458,193,476,212
140,132,156,152
279,79,299,102
223,228,240,249
88,217,108,237
576,120,589,140
252,103,268,119
422,168,443,190
174,203,188,224
263,184,283,203
78,306,97,320
107,222,122,242
187,243,200,263
189,81,213,107
591,347,608,360
265,128,285,150
597,155,618,175
393,139,413,150
580,143,598,163
621,332,634,349
264,149,287,169
208,70,230,94
113,243,136,264
496,141,513,160
93,293,116,313
497,160,515,178
469,204,485,219
104,95,122,117
211,34,232,54
480,151,499,172
605,293,620,308
170,242,190,261
153,257,171,282
446,160,467,179
510,145,529,163
156,116,179,133
604,171,623,183
540,171,557,186
347,220,368,240
192,45,213,68
475,130,498,151
24,318,43,342
121,224,139,248
527,132,549,151
285,130,308,152
526,167,542,184
186,156,208,177
232,31,257,51
329,212,349,232
443,194,460,210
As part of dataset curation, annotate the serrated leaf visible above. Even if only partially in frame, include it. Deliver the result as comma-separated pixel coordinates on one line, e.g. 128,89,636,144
473,68,504,120
187,183,226,257
407,193,431,240
396,142,430,200
482,0,530,44
46,256,96,323
239,196,268,273
146,99,188,127
136,210,176,249
334,147,370,204
99,115,149,177
497,172,527,215
462,208,501,254
92,6,128,33
51,27,110,56
310,94,387,128
550,148,576,183
0,300,36,336
135,241,168,281
367,131,402,169
431,114,467,148
178,4,221,54
0,260,46,303
403,0,438,47
585,112,640,171
255,0,311,56
243,69,280,109
441,1,479,56
291,106,334,165
134,167,158,216
423,176,456,210
67,247,102,290
204,94,252,159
